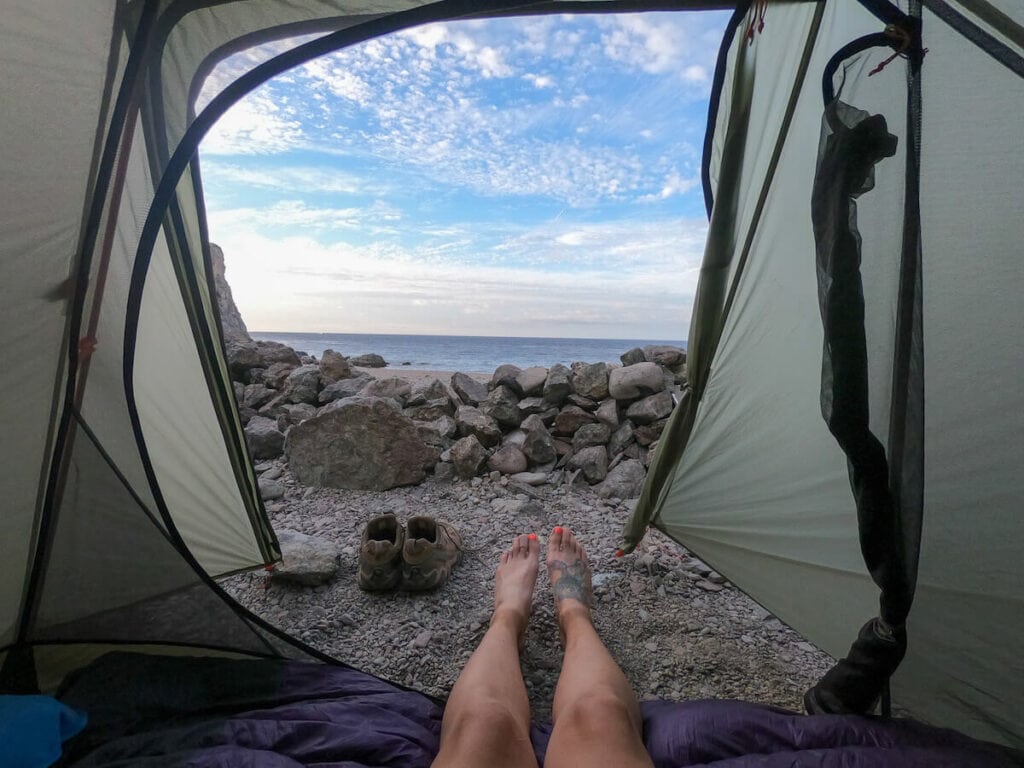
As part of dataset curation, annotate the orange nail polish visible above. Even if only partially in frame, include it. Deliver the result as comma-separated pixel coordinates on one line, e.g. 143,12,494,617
615,549,624,558
554,526,563,534
528,533,537,540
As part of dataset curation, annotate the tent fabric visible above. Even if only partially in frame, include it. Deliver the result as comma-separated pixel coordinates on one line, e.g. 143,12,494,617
57,652,1022,767
0,0,1021,754
627,0,1023,749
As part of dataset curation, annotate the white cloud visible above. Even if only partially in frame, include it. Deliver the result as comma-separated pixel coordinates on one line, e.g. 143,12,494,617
209,200,400,234
524,73,555,88
201,162,379,195
201,92,303,155
601,15,682,74
639,170,700,202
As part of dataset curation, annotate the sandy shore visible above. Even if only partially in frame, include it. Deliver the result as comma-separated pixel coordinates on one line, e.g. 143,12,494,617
353,366,490,383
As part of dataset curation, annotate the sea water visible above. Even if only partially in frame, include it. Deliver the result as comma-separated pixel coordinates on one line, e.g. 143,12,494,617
252,332,685,373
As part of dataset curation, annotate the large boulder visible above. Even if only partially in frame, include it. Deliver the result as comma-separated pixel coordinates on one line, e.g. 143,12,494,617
455,405,502,447
272,529,339,586
243,383,276,410
451,372,488,405
226,339,263,378
480,385,522,428
285,365,323,404
285,397,439,490
625,391,674,424
517,396,547,416
521,424,557,465
573,422,611,452
256,340,302,367
264,362,296,390
542,364,572,405
488,445,528,475
405,399,454,421
491,364,523,395
362,377,412,403
572,363,609,400
608,362,665,400
594,398,621,429
620,347,646,366
609,420,636,456
319,375,371,403
407,378,448,406
596,459,647,499
450,435,488,478
244,416,285,459
319,349,352,381
643,344,686,368
515,367,548,397
568,445,608,484
277,403,317,430
350,353,387,368
553,405,596,437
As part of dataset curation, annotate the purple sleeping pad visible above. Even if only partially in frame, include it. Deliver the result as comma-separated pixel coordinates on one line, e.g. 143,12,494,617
57,653,1019,767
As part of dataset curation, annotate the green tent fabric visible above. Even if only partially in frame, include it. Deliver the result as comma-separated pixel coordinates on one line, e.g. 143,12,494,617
0,0,1020,751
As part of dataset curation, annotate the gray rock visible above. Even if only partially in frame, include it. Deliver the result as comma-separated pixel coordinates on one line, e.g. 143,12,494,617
502,429,527,449
277,403,316,429
573,422,611,452
480,385,522,428
407,378,448,406
633,421,664,446
244,416,285,459
256,340,302,367
620,347,646,366
243,367,267,386
521,423,557,465
572,362,610,400
209,243,251,345
455,405,502,448
349,353,387,368
259,477,285,501
362,377,412,404
510,471,549,486
594,398,620,429
243,383,276,410
405,399,454,421
285,397,439,490
488,445,528,475
264,362,296,390
491,364,523,395
596,459,647,499
517,396,547,416
272,529,339,586
625,391,674,424
416,415,457,447
285,365,323,404
553,405,596,436
542,364,573,405
451,372,488,405
433,462,456,483
568,445,608,484
567,394,598,411
450,435,488,478
608,362,665,400
226,339,263,378
643,344,686,368
319,349,352,381
515,366,548,396
319,375,371,403
609,420,636,456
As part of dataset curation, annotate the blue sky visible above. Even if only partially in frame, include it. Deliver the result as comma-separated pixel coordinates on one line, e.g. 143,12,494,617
198,11,730,339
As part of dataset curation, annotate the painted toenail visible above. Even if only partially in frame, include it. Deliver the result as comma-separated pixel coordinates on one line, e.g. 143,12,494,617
554,526,563,534
528,533,537,540
615,549,624,558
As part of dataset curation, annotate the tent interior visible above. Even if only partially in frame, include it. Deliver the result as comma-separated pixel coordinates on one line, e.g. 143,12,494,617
1,0,1021,764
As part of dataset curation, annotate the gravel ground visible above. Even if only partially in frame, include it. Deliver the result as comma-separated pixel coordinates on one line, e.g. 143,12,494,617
222,459,835,720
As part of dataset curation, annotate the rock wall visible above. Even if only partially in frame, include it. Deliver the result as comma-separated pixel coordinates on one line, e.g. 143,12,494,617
210,242,251,344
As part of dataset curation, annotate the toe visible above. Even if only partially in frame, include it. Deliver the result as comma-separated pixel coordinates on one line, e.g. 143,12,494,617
527,533,540,559
550,526,564,554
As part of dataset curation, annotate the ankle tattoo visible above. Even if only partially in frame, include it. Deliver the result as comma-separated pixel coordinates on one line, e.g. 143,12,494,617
549,560,590,605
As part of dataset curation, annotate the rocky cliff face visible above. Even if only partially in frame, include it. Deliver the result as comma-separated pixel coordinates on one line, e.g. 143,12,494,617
210,242,251,344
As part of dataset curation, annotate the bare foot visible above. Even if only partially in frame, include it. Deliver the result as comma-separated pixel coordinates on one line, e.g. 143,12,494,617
546,526,593,643
492,534,541,642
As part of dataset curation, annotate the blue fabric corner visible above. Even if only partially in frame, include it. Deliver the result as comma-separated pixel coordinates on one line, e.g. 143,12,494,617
0,695,88,768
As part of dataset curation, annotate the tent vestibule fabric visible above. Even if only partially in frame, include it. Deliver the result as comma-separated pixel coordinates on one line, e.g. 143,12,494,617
1,0,1021,755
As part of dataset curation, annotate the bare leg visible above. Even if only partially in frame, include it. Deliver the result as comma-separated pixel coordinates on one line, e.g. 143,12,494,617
431,534,541,768
544,527,653,768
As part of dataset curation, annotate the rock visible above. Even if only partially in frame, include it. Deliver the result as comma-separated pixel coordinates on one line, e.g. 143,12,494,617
553,405,596,436
517,396,547,416
407,378,448,406
263,362,295,390
608,362,665,400
696,580,724,592
349,353,387,368
596,459,647,499
566,394,598,411
209,244,250,344
243,383,276,410
285,365,323,404
568,445,608,484
488,445,528,475
594,398,620,429
572,422,611,452
455,406,502,448
417,415,457,446
285,397,439,490
633,422,662,446
411,630,432,649
521,424,557,465
620,347,646,366
272,529,339,586
451,372,488,405
515,367,548,396
480,385,521,428
609,420,636,455
572,362,610,400
643,344,686,368
542,364,573,405
433,462,456,482
319,349,352,381
502,429,527,449
244,416,285,459
362,377,412,403
226,339,263,378
277,403,316,429
256,340,302,367
319,375,371,403
491,364,523,395
405,399,454,421
625,391,674,424
510,472,549,486
258,477,285,501
243,367,267,386
450,435,488,478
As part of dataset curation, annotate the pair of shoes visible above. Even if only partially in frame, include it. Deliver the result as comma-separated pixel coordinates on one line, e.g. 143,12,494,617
358,513,463,592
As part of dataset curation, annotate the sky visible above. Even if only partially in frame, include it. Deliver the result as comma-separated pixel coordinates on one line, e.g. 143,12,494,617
198,11,730,340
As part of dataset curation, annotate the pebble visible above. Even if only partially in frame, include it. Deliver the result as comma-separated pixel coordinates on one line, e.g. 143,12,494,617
696,580,723,592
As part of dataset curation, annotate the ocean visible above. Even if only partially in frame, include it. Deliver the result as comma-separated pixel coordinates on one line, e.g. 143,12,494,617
251,332,686,373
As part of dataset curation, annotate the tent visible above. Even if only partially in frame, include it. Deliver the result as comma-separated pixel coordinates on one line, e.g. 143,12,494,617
1,0,1021,756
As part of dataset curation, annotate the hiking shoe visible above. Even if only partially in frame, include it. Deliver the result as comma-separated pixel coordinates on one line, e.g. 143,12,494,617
401,516,463,591
358,514,405,591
